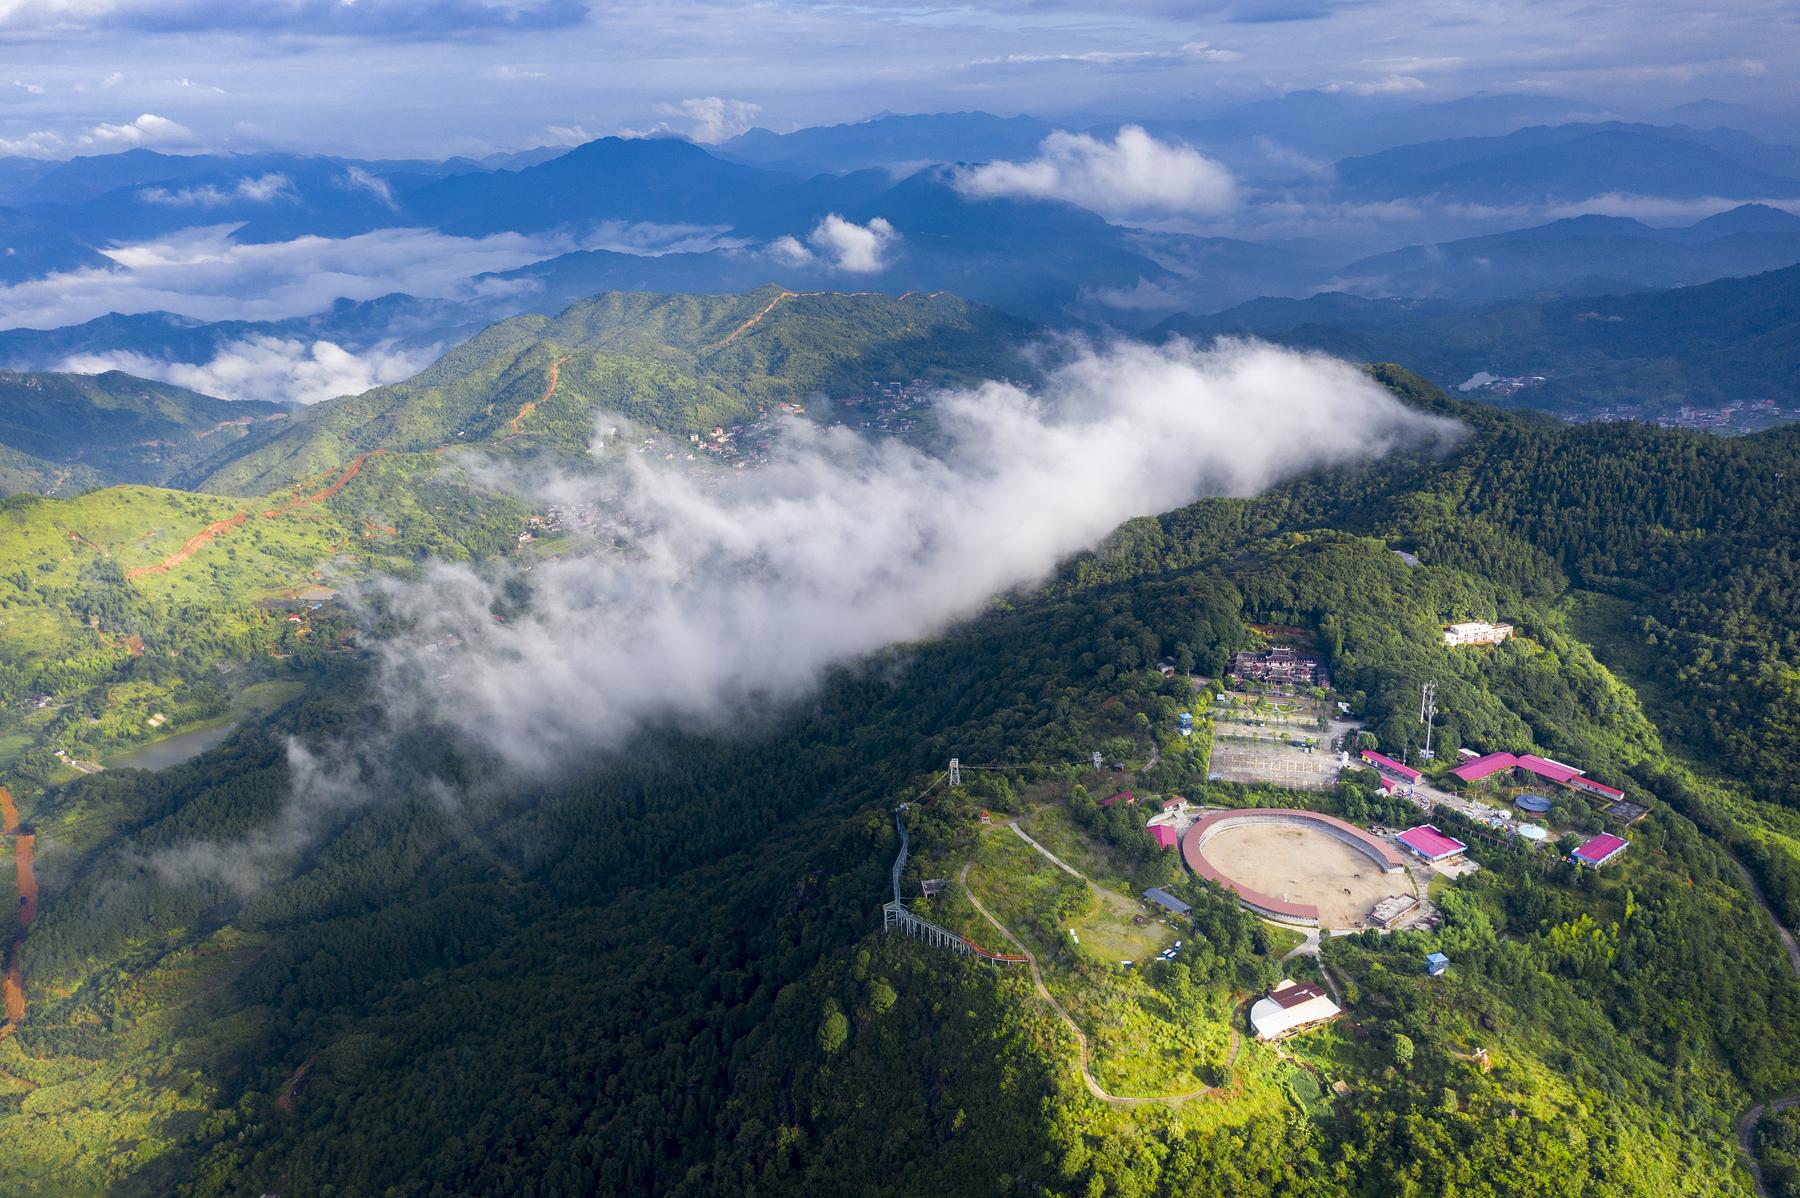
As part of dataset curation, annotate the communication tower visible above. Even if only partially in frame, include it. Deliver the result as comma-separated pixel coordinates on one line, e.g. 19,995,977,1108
1418,681,1439,761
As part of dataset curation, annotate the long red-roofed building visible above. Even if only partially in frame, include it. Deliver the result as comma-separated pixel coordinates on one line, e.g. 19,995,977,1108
1516,754,1583,785
1451,751,1518,783
1360,750,1421,782
1571,777,1626,801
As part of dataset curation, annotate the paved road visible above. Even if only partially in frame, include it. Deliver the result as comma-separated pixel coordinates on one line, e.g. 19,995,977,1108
958,860,1234,1107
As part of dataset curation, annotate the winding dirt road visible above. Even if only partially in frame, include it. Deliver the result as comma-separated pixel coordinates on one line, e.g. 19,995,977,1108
958,859,1235,1107
509,356,568,436
123,449,388,581
710,290,800,351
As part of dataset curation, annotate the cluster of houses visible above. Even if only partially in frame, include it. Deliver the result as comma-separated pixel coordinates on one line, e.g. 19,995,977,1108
1451,750,1647,823
1229,645,1331,688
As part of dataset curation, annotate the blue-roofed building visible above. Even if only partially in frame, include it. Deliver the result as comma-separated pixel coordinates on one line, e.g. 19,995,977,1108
1426,952,1450,977
1143,888,1192,916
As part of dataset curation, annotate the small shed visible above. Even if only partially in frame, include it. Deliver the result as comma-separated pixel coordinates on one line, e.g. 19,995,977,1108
1426,952,1450,977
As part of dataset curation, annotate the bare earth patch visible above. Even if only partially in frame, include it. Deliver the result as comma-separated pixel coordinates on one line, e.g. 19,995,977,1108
1201,822,1411,929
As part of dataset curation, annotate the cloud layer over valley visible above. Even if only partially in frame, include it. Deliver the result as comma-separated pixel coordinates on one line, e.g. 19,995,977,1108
376,338,1458,772
58,334,435,405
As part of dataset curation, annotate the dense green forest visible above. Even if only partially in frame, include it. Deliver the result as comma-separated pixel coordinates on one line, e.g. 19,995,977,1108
0,290,1797,1194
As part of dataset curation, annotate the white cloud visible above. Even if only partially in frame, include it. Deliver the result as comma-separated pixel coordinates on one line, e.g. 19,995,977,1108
486,64,546,81
769,214,899,274
955,126,1237,221
339,165,397,208
0,225,566,330
662,96,761,144
12,78,44,95
536,124,595,147
0,110,196,158
57,334,436,405
1322,75,1427,96
84,111,195,147
373,337,1460,772
140,172,294,206
970,42,1242,67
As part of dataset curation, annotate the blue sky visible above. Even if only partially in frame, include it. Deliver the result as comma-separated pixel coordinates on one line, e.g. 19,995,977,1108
0,0,1794,157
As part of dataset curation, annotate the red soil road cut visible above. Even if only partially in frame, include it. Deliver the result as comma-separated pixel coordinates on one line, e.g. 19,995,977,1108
711,290,800,350
261,449,386,518
0,787,35,1033
510,356,568,435
121,449,386,581
125,513,247,580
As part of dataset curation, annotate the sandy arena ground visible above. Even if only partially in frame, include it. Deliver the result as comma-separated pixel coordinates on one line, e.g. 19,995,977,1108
1201,822,1413,929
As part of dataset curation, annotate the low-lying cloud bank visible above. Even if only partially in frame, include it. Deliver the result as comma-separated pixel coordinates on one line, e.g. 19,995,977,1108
377,337,1458,772
0,220,736,332
58,334,435,405
956,126,1238,221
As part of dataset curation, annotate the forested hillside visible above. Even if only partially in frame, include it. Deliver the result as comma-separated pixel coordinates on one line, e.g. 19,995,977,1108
0,370,288,493
0,347,1795,1195
194,287,1035,495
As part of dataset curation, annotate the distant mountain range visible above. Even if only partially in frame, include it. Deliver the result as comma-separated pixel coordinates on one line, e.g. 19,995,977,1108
1332,122,1800,204
1330,203,1800,301
1157,263,1800,416
0,102,1797,392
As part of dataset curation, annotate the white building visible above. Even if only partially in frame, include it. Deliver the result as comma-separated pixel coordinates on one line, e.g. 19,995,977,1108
1443,621,1514,647
1249,979,1341,1040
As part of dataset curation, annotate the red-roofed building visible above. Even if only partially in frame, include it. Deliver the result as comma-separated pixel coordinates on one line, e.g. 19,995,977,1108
1451,751,1518,783
1101,790,1137,808
1572,833,1628,868
1378,775,1400,793
1162,796,1185,811
1360,750,1421,782
1149,824,1179,850
1570,776,1625,801
1396,824,1468,861
1516,754,1583,785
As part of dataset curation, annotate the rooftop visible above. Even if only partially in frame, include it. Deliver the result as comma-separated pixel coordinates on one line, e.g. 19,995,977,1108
1361,750,1421,781
1269,981,1328,1009
1451,751,1518,783
1573,832,1629,865
1516,754,1583,785
1397,824,1468,860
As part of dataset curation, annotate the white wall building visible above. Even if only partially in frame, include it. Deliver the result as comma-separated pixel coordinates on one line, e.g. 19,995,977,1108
1443,621,1514,647
1249,979,1341,1040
